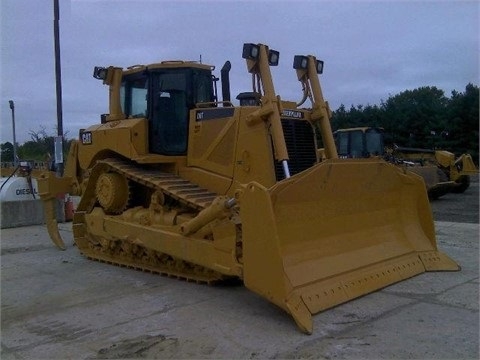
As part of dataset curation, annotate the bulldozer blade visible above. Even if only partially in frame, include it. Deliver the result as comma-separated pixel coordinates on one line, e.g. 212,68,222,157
457,153,478,175
239,158,459,334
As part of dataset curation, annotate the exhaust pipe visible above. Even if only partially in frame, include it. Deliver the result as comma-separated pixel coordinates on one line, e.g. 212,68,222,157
221,61,231,104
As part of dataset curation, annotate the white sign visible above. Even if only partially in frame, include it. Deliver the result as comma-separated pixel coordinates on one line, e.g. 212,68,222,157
55,136,63,164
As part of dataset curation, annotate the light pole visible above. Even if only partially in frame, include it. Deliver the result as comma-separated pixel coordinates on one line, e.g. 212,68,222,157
53,0,64,176
8,100,18,167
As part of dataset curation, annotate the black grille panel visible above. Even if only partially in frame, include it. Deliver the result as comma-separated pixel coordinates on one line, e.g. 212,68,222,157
275,119,317,181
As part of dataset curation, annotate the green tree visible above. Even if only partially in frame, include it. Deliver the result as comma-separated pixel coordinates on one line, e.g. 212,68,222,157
331,104,350,129
14,126,72,163
17,127,56,161
331,104,383,130
380,86,448,148
445,83,479,162
0,142,14,162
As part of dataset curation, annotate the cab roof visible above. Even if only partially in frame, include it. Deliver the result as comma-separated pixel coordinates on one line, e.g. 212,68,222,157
122,61,214,75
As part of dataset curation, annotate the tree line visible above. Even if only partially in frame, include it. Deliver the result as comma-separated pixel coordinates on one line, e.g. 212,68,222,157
1,83,478,165
0,126,73,166
331,83,479,163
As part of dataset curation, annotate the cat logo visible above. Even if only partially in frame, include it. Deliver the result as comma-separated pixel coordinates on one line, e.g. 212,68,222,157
81,131,93,145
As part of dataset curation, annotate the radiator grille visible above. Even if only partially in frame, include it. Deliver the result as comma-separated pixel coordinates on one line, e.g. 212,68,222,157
275,119,317,181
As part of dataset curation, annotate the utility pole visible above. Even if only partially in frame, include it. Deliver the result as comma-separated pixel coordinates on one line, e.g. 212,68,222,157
8,100,18,167
53,0,64,175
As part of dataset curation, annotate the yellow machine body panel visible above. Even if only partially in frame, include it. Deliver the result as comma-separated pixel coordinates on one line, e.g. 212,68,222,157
37,43,459,334
77,118,149,170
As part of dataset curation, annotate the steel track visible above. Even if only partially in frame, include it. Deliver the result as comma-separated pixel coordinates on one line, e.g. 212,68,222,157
72,158,229,284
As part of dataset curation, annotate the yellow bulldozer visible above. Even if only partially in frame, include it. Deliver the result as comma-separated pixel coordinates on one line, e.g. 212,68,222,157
333,127,478,199
38,43,459,334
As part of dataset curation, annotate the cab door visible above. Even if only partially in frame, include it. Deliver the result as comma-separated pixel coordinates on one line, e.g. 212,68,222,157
150,71,189,155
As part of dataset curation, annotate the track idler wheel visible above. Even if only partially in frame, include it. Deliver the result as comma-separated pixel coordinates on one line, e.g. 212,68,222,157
95,172,130,214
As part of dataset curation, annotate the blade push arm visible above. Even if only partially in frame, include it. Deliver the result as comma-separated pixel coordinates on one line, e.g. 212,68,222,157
242,43,291,178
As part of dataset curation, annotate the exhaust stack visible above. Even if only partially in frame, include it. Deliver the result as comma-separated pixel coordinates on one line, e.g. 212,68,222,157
221,61,231,103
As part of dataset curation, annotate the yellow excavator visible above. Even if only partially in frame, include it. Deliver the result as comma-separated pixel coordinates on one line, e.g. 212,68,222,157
38,43,459,334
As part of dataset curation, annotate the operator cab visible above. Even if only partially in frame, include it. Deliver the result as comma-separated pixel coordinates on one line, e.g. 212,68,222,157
119,63,216,156
334,127,385,158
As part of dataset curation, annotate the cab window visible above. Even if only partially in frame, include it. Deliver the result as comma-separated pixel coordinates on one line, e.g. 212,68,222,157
193,70,215,105
350,131,364,158
120,75,148,118
365,129,385,156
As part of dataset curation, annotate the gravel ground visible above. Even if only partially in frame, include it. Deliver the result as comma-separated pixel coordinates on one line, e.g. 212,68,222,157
1,174,478,359
430,174,479,224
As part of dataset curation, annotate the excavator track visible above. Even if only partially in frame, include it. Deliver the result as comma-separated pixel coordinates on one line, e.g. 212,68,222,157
72,158,229,285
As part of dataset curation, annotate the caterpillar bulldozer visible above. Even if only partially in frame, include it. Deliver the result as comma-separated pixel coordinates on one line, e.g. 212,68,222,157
38,43,459,334
390,145,477,197
333,127,478,199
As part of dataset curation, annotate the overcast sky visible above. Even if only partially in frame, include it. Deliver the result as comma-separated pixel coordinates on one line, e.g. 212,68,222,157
1,0,478,144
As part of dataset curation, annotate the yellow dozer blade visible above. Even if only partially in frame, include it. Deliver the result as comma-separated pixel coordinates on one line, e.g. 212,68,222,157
239,158,459,334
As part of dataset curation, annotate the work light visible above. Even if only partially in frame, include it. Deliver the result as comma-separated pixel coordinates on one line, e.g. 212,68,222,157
93,66,108,80
242,43,260,60
315,60,324,74
268,50,280,66
293,55,308,70
293,55,324,74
